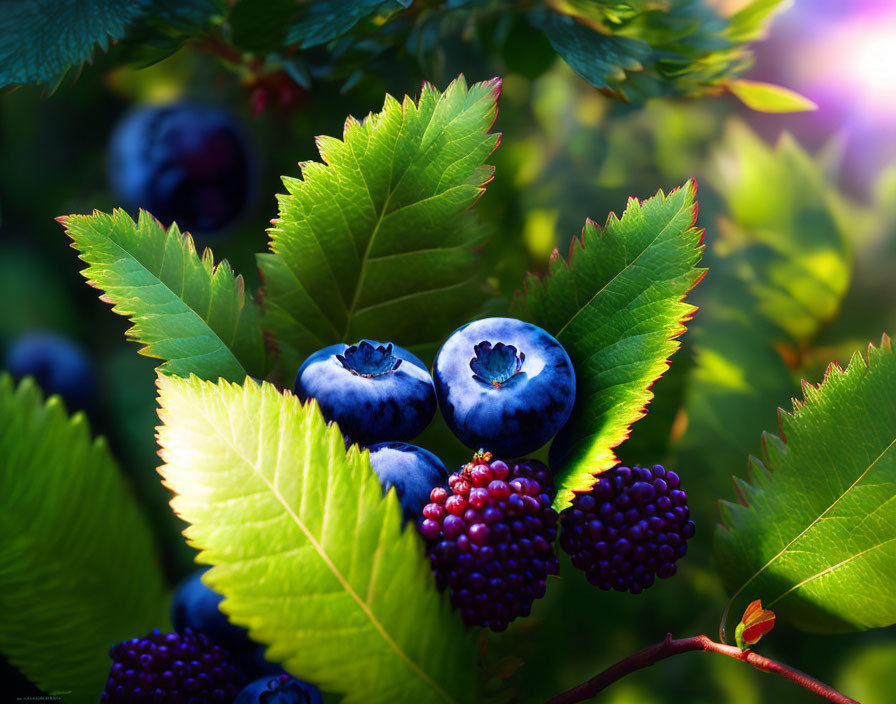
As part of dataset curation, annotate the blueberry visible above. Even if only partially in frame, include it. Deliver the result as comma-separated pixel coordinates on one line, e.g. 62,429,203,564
172,570,252,652
368,442,448,523
5,331,96,410
235,674,322,704
172,570,283,679
433,317,575,457
108,102,254,235
294,340,436,445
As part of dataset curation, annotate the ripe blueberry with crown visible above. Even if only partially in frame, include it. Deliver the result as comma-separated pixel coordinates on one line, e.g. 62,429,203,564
234,674,322,704
433,317,575,457
294,340,436,445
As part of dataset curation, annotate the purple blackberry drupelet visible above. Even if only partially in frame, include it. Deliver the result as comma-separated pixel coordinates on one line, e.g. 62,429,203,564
419,452,560,632
559,464,695,594
103,628,242,703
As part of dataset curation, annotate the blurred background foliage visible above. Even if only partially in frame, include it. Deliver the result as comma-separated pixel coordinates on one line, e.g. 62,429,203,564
2,0,895,702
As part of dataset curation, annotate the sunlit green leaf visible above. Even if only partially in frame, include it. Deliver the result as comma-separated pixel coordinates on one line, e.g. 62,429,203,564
716,337,896,637
258,75,500,371
0,375,168,702
727,79,817,113
517,181,705,509
61,209,270,382
156,374,476,704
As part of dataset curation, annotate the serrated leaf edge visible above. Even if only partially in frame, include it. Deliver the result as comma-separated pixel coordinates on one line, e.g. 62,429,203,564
519,180,706,509
717,334,894,641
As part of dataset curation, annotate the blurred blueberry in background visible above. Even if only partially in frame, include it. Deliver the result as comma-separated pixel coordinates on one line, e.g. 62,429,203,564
5,331,97,410
108,102,255,236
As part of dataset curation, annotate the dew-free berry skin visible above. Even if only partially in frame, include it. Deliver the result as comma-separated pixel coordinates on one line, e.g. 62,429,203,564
5,332,96,410
367,441,448,524
433,317,576,458
234,674,323,704
294,340,436,446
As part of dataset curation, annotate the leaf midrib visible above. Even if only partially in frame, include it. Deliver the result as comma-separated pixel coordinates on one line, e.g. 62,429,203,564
97,229,247,377
201,391,456,704
554,194,695,340
724,433,896,626
339,92,474,342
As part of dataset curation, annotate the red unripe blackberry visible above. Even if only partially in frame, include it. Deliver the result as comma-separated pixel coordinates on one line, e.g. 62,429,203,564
103,628,243,703
419,452,560,631
559,464,695,594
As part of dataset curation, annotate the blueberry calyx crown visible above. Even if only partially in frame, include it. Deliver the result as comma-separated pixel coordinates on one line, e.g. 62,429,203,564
258,675,314,704
470,341,525,388
336,341,402,377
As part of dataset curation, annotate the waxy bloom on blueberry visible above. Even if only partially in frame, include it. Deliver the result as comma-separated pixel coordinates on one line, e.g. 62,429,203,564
433,317,576,457
294,340,436,445
735,600,776,651
234,674,322,704
368,442,448,523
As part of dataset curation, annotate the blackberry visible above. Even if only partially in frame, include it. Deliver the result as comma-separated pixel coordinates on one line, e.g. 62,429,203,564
419,452,560,631
559,464,695,594
103,627,242,703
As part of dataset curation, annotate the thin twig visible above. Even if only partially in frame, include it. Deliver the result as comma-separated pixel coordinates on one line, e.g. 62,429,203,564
544,634,859,704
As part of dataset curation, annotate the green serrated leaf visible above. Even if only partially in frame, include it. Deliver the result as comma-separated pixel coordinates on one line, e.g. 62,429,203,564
0,0,150,88
258,75,501,370
61,209,269,382
517,181,705,509
716,336,896,637
727,79,817,114
156,374,477,704
0,374,168,702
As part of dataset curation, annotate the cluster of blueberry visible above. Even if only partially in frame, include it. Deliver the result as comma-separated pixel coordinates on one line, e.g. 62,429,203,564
293,317,576,632
103,315,695,699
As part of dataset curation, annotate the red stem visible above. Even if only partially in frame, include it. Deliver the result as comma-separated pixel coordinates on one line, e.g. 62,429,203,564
544,634,859,704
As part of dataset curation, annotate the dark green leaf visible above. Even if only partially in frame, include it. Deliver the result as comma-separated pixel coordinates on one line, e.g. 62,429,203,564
0,375,168,702
258,75,500,371
541,10,649,92
61,209,270,382
716,337,896,637
517,181,705,509
0,0,149,88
